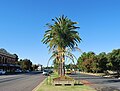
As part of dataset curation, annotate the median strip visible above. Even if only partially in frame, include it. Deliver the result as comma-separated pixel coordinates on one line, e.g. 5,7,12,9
34,73,96,91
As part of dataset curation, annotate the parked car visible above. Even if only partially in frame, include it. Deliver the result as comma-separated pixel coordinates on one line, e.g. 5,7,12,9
15,69,22,73
25,70,30,73
48,69,53,74
42,69,50,76
65,69,72,74
0,69,6,74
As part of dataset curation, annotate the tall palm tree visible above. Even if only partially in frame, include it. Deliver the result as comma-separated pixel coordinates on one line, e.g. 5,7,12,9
42,15,81,76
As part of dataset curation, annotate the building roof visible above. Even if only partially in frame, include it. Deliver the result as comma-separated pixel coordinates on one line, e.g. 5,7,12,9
0,48,16,58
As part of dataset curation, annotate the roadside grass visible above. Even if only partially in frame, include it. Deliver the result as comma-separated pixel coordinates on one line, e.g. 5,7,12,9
37,73,96,91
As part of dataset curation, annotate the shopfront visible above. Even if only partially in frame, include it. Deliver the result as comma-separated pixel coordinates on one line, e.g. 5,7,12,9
0,48,20,72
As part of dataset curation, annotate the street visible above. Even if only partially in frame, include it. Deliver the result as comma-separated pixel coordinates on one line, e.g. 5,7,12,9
1,72,120,91
69,73,120,91
0,72,45,91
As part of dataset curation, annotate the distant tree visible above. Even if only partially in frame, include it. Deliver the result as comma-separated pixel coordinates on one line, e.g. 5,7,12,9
86,52,97,73
97,52,108,72
77,53,86,71
18,59,32,71
65,63,75,70
107,49,120,76
13,54,19,61
77,52,97,72
32,64,39,71
77,49,120,74
65,64,70,69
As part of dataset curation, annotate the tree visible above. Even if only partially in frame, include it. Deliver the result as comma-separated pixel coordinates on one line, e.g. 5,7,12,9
18,59,32,71
32,64,39,71
77,49,120,75
77,52,85,72
107,49,120,76
97,52,108,72
42,15,81,76
13,54,19,61
84,52,97,73
77,52,98,73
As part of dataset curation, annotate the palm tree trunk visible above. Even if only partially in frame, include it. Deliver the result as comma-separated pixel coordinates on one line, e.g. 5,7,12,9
61,61,65,76
57,48,65,76
59,61,65,76
58,62,60,75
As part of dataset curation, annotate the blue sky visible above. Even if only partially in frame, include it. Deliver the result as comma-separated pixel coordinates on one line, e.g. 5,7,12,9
0,0,120,66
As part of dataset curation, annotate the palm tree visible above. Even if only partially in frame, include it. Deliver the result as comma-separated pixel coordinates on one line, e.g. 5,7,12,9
42,15,81,76
47,48,79,75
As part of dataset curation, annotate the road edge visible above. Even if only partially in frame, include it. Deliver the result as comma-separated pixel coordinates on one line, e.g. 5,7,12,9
80,72,104,76
32,78,46,91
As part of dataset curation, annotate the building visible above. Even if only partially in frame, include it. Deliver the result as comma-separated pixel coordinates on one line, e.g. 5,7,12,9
0,48,20,73
38,64,43,71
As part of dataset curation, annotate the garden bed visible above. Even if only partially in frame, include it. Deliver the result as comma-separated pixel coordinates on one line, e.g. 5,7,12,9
53,76,82,86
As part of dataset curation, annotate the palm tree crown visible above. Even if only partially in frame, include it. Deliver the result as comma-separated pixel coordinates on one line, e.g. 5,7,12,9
42,15,81,51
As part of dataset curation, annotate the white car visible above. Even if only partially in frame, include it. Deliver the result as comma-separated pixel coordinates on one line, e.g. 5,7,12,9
25,70,30,73
15,69,22,73
0,69,6,74
42,70,49,76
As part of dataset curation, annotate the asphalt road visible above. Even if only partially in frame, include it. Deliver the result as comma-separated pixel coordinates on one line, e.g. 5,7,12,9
69,73,120,91
0,72,46,91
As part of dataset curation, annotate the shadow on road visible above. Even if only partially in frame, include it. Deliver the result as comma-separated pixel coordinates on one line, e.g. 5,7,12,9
95,87,120,91
68,73,120,91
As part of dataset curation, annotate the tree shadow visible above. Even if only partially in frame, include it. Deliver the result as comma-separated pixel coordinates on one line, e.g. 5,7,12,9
103,79,120,83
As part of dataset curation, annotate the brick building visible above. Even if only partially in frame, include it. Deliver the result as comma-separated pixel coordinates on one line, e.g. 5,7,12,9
0,48,20,72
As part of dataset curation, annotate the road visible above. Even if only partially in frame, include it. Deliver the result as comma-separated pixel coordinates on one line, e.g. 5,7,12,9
0,72,46,91
69,73,120,91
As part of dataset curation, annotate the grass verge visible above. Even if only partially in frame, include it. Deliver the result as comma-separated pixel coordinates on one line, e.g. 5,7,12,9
37,73,96,91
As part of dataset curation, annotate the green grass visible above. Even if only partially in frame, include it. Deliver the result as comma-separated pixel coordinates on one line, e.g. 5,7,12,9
37,84,95,91
37,73,96,91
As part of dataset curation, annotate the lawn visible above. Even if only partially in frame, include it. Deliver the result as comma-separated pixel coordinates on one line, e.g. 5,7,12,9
37,83,95,91
37,73,96,91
